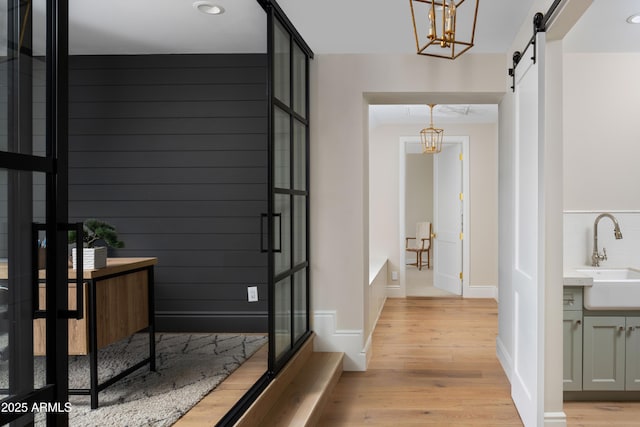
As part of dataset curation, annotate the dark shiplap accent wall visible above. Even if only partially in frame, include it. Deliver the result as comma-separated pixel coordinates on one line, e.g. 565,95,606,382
68,54,268,332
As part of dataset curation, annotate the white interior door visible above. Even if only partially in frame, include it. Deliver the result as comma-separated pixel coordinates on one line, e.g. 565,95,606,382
511,36,544,426
433,142,462,295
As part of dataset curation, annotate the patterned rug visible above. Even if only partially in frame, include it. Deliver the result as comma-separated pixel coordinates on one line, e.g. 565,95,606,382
61,333,266,426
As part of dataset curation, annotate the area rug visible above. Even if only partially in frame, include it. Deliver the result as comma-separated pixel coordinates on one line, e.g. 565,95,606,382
63,333,267,426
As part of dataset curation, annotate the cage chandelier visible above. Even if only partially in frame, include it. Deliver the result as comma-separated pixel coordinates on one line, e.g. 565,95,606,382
420,104,443,154
409,0,479,60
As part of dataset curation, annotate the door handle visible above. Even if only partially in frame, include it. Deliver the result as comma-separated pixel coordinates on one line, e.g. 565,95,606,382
32,223,46,318
260,213,268,253
67,222,84,320
260,213,282,253
32,222,84,320
273,213,282,253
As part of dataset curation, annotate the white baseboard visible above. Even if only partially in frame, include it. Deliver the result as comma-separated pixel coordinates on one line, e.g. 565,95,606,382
464,285,498,299
385,284,404,298
313,310,367,371
544,412,567,426
496,335,513,383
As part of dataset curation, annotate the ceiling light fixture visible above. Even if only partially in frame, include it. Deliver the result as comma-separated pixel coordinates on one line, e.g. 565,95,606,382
409,0,479,60
193,1,225,15
420,104,444,154
627,13,640,24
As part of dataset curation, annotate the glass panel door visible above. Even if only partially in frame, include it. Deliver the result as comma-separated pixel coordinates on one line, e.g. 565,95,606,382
267,7,312,373
0,0,70,425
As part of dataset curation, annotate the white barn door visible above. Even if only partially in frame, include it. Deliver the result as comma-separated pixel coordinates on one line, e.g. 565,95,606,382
511,34,545,426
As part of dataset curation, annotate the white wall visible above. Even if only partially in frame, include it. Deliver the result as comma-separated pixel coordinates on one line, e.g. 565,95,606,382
563,53,640,269
310,53,505,370
564,53,640,211
369,123,498,294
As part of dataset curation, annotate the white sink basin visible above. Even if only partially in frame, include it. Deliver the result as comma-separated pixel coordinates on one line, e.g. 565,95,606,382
578,268,640,310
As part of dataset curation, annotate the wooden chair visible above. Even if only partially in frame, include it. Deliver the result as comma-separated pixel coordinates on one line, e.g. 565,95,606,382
406,222,432,270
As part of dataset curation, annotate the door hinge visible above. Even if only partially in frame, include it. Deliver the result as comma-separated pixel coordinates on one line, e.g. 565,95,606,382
459,192,464,201
459,232,464,240
459,152,463,161
459,272,463,280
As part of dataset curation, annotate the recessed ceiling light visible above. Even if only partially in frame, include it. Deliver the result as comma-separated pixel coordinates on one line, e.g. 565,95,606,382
193,1,225,15
627,13,640,24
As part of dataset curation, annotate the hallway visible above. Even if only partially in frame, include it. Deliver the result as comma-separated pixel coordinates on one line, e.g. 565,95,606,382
317,297,640,426
318,298,522,426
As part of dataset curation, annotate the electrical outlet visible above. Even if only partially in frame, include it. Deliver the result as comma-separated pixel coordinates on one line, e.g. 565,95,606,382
247,286,258,302
391,271,399,281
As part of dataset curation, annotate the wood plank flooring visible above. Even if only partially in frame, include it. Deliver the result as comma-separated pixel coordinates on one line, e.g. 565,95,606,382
564,400,640,425
318,297,523,426
317,297,640,426
174,297,640,426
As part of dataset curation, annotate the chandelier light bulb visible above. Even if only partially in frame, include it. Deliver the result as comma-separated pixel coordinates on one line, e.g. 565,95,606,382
428,6,436,40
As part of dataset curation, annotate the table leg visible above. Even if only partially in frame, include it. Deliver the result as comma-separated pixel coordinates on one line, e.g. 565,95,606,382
148,266,156,371
88,279,99,409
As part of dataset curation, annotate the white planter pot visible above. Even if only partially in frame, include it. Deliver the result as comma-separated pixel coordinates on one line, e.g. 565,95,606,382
72,247,107,270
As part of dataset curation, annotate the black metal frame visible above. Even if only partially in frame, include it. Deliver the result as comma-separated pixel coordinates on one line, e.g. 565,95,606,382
267,2,312,376
215,1,313,425
508,0,564,92
0,0,71,425
3,0,310,424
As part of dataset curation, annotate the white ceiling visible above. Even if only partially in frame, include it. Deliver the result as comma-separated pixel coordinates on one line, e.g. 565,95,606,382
563,0,640,53
13,0,640,127
369,104,498,129
276,0,536,54
15,0,638,56
32,0,268,55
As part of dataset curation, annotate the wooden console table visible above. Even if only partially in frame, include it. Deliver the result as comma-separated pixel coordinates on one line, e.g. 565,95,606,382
32,257,158,408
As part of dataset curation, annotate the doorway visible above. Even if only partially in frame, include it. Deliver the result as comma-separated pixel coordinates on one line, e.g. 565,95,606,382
400,137,469,298
368,103,498,301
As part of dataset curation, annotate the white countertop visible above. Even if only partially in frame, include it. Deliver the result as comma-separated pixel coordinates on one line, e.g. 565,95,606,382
563,267,594,287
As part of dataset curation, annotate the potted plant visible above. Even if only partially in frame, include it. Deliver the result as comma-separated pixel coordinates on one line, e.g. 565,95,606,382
69,219,125,270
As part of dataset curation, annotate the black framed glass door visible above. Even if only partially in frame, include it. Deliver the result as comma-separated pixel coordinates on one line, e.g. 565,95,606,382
267,2,313,373
0,0,70,425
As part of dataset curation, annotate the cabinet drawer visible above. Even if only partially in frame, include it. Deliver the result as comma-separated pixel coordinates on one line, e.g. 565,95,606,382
564,287,583,311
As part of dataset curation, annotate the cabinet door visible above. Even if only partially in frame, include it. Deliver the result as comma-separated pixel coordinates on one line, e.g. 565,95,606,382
626,317,640,390
563,310,583,391
583,316,626,391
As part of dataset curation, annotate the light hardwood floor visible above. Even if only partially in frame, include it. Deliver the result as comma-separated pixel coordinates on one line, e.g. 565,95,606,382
317,297,640,426
318,298,523,426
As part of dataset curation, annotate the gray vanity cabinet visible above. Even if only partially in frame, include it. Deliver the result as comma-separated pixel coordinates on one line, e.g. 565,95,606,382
624,318,640,390
583,316,640,391
563,287,583,391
